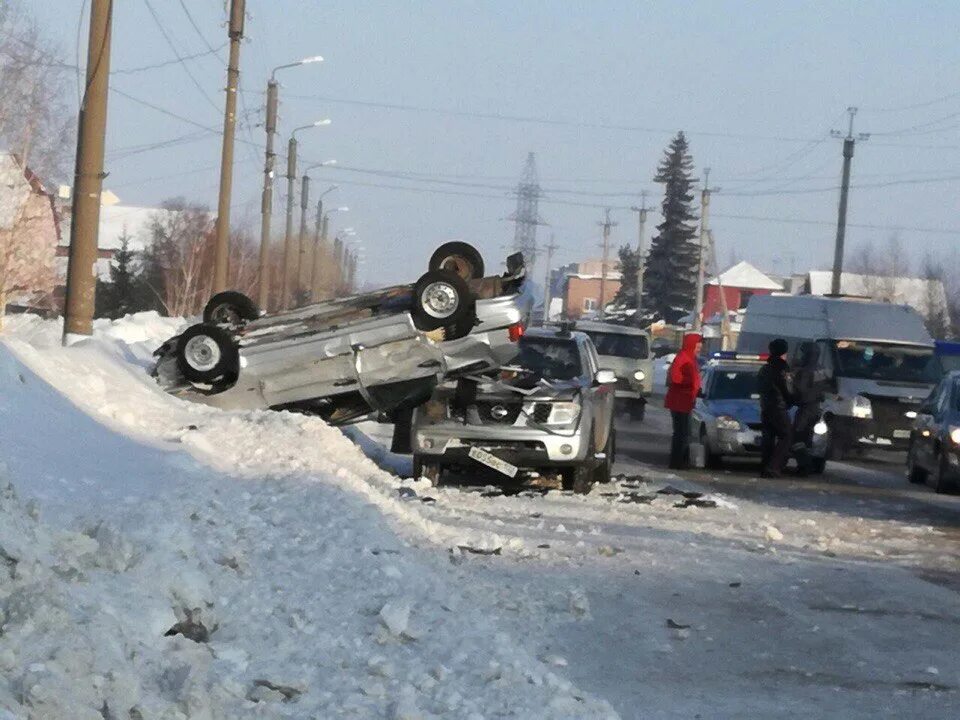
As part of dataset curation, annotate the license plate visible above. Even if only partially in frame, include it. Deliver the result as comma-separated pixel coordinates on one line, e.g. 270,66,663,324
893,429,911,439
468,447,518,478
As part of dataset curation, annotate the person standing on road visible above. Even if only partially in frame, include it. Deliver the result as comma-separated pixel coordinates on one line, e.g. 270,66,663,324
757,338,795,477
791,342,822,476
664,333,702,469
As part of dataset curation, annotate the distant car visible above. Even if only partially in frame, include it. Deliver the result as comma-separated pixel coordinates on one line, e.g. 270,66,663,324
691,352,827,472
557,320,653,422
906,371,960,494
410,326,617,493
152,243,530,425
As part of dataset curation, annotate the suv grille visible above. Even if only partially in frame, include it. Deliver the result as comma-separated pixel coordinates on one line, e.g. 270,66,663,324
476,402,522,424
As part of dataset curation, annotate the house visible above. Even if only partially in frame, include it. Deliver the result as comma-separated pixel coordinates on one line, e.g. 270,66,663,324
560,258,621,319
702,261,783,322
0,152,61,316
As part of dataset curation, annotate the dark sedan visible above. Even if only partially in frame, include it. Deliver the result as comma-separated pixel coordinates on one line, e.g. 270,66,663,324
906,370,960,494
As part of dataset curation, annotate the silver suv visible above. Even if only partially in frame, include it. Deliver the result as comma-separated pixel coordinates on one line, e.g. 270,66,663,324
411,327,616,493
571,320,653,422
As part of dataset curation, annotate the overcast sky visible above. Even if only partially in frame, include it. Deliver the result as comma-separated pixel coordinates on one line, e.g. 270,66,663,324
32,0,960,285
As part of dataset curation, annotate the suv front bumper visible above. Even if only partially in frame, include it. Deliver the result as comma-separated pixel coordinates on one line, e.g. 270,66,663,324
414,422,589,466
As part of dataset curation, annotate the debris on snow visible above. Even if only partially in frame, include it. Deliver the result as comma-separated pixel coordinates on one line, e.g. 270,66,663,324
765,525,785,542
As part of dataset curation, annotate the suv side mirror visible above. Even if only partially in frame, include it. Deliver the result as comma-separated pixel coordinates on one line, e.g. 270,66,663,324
595,369,617,385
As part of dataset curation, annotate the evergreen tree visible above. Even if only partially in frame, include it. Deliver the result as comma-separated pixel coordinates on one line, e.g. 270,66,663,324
642,132,699,323
613,245,640,307
95,231,155,319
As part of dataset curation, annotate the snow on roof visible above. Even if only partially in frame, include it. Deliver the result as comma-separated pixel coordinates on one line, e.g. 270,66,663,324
708,261,783,290
806,271,948,317
58,203,178,252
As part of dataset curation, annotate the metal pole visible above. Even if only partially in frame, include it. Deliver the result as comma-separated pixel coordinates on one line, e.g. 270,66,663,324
257,79,278,310
62,0,113,345
832,138,856,296
282,136,297,308
597,209,616,320
333,236,343,292
542,234,557,325
297,174,310,301
310,198,323,299
630,191,648,323
694,169,711,331
213,0,245,294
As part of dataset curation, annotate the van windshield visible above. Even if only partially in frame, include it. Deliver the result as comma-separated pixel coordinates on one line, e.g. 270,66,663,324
585,332,649,359
833,341,936,384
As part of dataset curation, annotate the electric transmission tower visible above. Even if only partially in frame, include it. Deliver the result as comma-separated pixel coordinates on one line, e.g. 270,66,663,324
508,152,548,267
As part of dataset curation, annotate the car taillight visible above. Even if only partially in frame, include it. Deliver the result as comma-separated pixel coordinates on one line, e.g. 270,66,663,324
508,323,525,342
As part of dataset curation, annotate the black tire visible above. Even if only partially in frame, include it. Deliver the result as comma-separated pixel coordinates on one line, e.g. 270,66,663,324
411,269,474,332
562,465,593,495
811,456,827,475
175,324,239,385
933,453,956,494
413,454,443,487
203,291,260,327
429,241,485,280
630,401,646,423
906,444,928,485
701,426,722,469
594,428,614,484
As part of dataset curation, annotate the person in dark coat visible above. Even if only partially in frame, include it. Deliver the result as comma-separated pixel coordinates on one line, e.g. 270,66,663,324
664,333,702,469
757,338,794,477
791,342,822,476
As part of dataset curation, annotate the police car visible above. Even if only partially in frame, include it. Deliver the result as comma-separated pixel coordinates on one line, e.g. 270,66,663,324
690,352,828,472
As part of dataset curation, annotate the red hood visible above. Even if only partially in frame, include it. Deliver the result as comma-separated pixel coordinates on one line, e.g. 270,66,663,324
681,333,702,354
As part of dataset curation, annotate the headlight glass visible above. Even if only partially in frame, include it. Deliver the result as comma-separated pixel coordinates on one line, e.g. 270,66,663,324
633,370,646,381
852,395,873,419
813,421,828,435
716,415,742,431
949,426,960,445
547,401,581,425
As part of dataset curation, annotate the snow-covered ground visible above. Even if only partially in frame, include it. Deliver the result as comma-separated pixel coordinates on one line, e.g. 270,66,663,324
1,313,958,719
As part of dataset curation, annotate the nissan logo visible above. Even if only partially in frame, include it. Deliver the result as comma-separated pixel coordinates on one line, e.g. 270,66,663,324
491,405,510,419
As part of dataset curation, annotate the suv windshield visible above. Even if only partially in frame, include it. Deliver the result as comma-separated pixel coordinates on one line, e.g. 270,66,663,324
708,369,760,400
585,331,649,359
517,337,582,380
833,341,936,384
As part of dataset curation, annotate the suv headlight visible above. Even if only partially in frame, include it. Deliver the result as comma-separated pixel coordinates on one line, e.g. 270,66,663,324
852,395,873,419
633,370,646,382
547,401,581,425
949,426,960,445
716,415,742,431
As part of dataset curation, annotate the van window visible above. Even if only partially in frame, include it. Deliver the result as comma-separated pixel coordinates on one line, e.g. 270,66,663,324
585,331,649,359
833,341,936,384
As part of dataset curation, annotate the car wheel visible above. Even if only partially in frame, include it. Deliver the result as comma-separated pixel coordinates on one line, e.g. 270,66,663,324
933,453,956,494
429,241,485,280
562,465,593,495
811,456,827,475
594,429,614,484
175,323,239,386
701,426,722,469
413,454,443,487
411,269,475,332
630,401,646,423
203,291,260,328
906,444,928,485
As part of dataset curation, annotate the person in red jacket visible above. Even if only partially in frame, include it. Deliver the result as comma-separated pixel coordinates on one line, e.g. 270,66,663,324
664,333,703,469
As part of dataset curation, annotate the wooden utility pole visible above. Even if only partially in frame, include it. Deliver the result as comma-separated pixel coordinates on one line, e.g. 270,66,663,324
281,136,298,308
630,190,649,323
213,0,245,294
693,169,712,332
541,233,558,325
257,79,278,310
597,209,617,320
830,107,868,296
297,174,310,300
62,0,113,345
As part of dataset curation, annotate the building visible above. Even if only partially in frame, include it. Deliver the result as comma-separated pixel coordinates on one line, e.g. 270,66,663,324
560,258,621,319
702,261,783,322
0,152,61,316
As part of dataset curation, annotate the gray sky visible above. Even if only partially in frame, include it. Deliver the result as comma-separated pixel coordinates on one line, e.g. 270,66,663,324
32,0,960,285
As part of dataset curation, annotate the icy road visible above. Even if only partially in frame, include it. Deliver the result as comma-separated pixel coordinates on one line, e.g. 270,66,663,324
1,313,958,719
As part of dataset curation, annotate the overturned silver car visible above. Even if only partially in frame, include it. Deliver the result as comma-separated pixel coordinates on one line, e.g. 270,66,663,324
152,243,531,425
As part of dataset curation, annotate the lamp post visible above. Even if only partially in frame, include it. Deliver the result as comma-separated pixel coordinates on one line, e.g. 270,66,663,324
258,55,324,311
312,199,346,300
282,119,331,308
297,161,336,302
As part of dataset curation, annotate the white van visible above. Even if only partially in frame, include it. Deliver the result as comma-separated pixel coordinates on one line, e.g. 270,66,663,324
738,295,936,457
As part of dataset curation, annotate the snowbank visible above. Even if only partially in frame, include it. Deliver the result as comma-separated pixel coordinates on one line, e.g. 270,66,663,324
0,314,618,718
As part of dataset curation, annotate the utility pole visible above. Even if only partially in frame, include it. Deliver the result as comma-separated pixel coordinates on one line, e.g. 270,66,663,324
297,174,310,301
310,199,324,300
257,79,278,310
830,107,869,296
212,0,245,294
707,229,731,349
629,190,649,323
541,233,558,325
333,236,343,292
281,136,297,309
62,0,113,345
313,212,329,299
597,209,617,320
693,169,713,332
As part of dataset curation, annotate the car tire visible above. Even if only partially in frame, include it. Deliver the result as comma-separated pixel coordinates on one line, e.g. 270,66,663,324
906,444,928,485
175,323,239,386
629,401,645,423
933,453,956,494
594,429,614,484
411,269,475,332
562,465,593,495
203,291,260,328
429,241,485,280
811,456,827,475
413,454,443,487
701,426,722,469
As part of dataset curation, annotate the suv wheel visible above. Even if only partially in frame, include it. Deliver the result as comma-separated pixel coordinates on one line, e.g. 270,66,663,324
593,429,615,484
562,465,593,495
413,454,443,487
934,453,956,494
906,444,928,485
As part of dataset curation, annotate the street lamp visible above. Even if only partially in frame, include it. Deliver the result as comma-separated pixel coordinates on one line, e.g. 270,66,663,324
297,161,337,299
258,55,325,311
282,120,332,308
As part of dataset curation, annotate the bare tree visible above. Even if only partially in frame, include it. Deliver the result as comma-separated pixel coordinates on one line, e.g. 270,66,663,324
846,235,911,302
919,253,951,339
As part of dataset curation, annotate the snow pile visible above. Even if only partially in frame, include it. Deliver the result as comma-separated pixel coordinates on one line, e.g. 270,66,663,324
0,314,618,718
